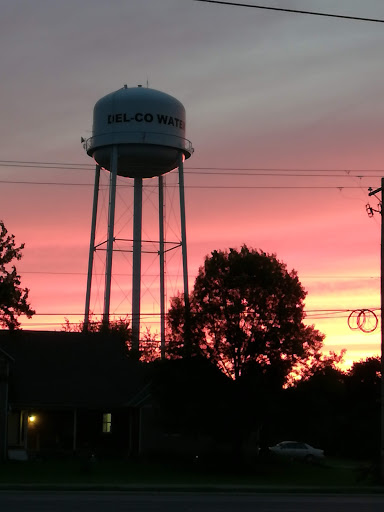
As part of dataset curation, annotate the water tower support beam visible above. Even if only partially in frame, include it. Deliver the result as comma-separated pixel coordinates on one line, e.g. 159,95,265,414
178,152,191,355
103,146,118,326
84,164,101,331
159,175,166,359
132,177,143,354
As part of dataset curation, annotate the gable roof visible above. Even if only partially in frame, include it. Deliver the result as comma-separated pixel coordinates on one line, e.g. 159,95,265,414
0,330,151,409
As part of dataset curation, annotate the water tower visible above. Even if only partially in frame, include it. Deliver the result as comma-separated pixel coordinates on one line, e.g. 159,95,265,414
82,85,193,356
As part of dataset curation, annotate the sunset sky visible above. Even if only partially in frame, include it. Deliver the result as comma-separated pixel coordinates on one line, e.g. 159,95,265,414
1,0,384,368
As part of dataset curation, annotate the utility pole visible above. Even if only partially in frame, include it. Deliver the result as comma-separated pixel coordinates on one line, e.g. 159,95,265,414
368,178,384,483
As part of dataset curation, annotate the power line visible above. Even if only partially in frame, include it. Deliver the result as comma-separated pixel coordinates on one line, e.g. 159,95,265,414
194,0,384,24
189,168,384,173
23,307,381,317
0,160,91,167
187,172,383,178
1,159,384,174
19,270,380,279
0,180,373,190
140,185,370,190
0,181,96,186
18,306,381,329
0,164,93,171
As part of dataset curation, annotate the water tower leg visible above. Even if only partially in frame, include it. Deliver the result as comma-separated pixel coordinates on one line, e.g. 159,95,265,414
132,177,143,355
159,175,165,359
84,164,101,332
103,146,118,326
178,152,191,355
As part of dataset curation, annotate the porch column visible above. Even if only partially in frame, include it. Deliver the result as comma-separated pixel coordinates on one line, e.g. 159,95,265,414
0,358,10,461
73,409,77,454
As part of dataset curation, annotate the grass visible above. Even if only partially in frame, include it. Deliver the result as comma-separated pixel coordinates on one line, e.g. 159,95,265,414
0,456,381,488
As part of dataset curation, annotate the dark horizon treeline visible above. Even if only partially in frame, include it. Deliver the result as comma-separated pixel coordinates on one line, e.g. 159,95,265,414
151,355,381,462
267,356,381,458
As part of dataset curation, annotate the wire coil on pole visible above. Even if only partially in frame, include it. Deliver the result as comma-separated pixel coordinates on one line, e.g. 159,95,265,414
347,309,378,333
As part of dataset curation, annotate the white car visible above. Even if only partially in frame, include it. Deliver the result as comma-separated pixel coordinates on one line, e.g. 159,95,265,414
268,441,324,461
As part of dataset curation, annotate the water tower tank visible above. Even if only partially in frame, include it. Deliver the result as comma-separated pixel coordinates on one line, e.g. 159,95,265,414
85,85,193,178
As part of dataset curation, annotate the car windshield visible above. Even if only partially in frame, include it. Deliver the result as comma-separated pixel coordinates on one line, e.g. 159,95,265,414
281,442,307,449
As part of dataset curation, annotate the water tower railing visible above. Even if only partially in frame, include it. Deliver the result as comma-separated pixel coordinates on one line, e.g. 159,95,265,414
83,131,193,155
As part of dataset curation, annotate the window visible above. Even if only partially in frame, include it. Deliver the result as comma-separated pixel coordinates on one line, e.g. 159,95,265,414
102,413,112,433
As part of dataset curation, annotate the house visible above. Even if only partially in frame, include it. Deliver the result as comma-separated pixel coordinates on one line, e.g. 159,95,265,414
0,330,256,463
0,330,152,460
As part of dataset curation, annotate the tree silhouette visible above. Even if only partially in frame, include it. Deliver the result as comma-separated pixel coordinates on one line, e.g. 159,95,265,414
167,245,326,384
344,356,381,458
62,316,159,361
0,221,35,330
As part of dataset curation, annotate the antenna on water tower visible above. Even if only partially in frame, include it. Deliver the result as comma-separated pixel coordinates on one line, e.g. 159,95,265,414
82,85,193,357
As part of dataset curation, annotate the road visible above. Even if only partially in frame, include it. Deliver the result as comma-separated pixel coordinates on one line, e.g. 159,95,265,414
1,492,384,512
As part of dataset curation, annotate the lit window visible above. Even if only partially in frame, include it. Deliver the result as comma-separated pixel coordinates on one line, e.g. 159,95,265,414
102,413,112,433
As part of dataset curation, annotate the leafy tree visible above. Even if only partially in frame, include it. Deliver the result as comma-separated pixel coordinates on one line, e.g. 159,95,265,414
293,347,346,384
344,356,381,457
62,316,159,361
347,356,381,387
272,365,347,454
264,357,381,459
0,221,35,329
167,245,327,384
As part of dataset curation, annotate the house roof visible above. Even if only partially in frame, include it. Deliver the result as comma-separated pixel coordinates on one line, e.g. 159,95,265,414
0,330,152,409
